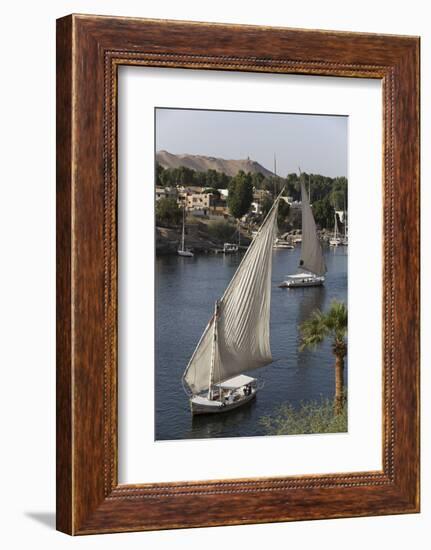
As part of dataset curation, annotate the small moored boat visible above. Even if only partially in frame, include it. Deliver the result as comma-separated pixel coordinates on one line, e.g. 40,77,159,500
223,242,239,254
273,238,294,249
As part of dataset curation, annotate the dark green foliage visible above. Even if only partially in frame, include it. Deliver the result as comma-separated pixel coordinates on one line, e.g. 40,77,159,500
204,169,220,188
227,171,254,219
311,196,335,229
156,162,165,186
331,176,348,209
156,164,232,189
157,165,195,186
260,395,347,435
260,195,273,218
155,197,182,225
155,163,347,230
285,172,301,200
261,195,291,224
278,199,290,224
207,220,236,242
284,172,347,209
251,171,265,189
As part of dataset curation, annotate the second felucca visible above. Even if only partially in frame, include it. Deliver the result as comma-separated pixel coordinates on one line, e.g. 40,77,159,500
279,179,326,288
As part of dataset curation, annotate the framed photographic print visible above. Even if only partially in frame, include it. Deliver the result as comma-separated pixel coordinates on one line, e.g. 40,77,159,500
56,15,420,534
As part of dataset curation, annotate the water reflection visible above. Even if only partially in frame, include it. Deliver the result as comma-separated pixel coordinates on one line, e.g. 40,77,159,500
188,398,257,439
155,245,347,440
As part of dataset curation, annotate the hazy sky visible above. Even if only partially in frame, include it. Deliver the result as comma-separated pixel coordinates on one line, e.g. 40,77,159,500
156,108,347,178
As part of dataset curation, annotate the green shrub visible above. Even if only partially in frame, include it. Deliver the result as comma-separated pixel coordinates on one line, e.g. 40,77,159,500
155,197,182,225
207,220,236,242
260,395,347,435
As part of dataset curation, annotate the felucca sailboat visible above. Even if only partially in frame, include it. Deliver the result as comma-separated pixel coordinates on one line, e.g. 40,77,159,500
280,180,326,288
178,205,194,257
329,212,341,247
182,190,284,415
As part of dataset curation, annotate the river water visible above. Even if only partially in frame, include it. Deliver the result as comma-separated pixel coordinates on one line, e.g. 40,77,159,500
155,245,347,440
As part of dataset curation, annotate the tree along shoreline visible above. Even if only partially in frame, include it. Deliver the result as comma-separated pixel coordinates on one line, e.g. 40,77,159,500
156,163,348,230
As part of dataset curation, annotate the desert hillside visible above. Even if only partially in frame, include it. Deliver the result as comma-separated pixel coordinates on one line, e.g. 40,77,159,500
156,150,274,178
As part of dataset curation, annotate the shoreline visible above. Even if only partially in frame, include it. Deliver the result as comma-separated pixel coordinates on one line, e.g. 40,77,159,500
156,223,251,256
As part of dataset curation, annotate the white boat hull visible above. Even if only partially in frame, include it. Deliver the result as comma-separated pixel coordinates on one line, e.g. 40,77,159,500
273,244,294,249
273,238,294,249
190,376,258,415
223,243,239,254
191,390,256,415
178,249,194,257
279,274,325,288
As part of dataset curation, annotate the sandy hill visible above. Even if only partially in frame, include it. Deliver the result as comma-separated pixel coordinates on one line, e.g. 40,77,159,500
156,150,274,178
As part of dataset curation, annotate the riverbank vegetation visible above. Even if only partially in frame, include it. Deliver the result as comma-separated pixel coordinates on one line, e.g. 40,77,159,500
260,395,347,435
155,197,182,226
207,220,237,242
227,171,254,220
260,300,348,436
156,163,347,210
155,162,347,253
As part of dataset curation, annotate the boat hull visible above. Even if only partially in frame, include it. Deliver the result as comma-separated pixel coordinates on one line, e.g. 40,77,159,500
279,275,325,288
223,242,239,254
178,250,194,257
190,391,256,415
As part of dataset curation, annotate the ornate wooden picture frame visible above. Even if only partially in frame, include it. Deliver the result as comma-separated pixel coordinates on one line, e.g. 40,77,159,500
56,14,420,535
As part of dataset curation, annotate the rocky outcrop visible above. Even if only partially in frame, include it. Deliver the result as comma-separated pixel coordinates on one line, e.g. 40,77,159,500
156,225,219,255
156,223,251,255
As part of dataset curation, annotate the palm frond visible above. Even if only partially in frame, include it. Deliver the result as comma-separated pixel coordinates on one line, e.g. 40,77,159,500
299,309,329,351
299,300,347,351
324,300,347,339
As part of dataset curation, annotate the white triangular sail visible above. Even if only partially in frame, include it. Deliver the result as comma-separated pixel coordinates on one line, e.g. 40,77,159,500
299,181,326,276
333,212,338,240
183,197,280,395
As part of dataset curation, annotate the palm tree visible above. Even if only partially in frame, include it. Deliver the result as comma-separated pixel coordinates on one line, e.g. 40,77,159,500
299,300,347,415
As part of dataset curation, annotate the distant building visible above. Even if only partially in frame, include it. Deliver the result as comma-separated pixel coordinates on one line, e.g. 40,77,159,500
175,187,230,217
155,186,178,201
209,205,230,218
182,186,202,194
186,192,213,211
